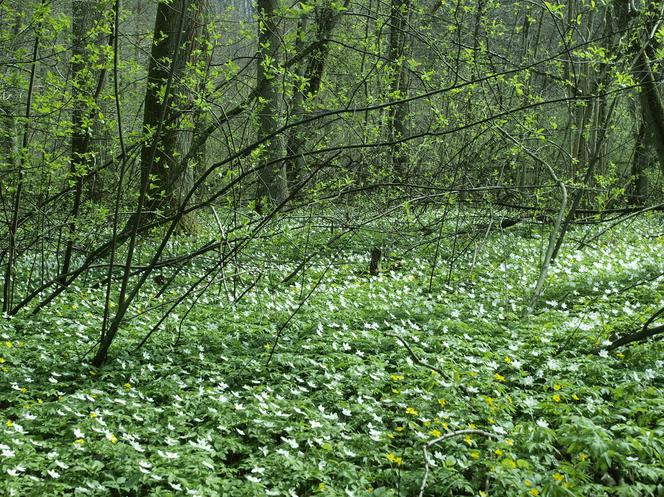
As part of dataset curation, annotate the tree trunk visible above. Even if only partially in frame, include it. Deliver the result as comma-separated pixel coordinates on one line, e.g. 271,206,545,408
255,0,287,210
140,0,210,220
285,1,344,187
61,0,96,284
386,0,410,179
629,113,649,205
614,0,664,174
636,52,664,172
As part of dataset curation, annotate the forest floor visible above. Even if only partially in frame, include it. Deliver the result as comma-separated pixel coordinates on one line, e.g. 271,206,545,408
1,212,663,496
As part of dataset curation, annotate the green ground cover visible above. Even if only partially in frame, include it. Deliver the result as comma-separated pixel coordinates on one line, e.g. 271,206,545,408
1,215,663,496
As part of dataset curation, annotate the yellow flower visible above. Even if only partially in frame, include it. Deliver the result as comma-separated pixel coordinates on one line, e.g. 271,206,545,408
109,434,118,443
479,492,488,497
494,373,506,382
524,479,533,487
464,435,473,445
5,341,12,348
504,356,512,364
495,448,504,457
430,429,442,438
553,473,565,482
484,396,494,408
390,374,403,381
552,394,561,403
579,453,588,461
467,423,477,429
317,482,326,491
123,383,132,390
553,384,562,391
405,407,418,416
529,489,539,496
386,452,403,465
438,398,446,408
20,387,26,394
505,438,514,446
572,393,580,401
395,426,405,432
37,398,42,404
0,357,5,363
74,438,85,445
89,412,97,418
470,450,480,460
6,420,13,427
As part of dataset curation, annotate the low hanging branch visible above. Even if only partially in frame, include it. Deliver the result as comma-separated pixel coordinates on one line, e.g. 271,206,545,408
418,429,500,497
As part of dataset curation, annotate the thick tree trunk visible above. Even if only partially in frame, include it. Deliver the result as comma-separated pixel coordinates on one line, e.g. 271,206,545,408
636,52,664,172
255,0,288,209
141,0,209,220
614,0,664,174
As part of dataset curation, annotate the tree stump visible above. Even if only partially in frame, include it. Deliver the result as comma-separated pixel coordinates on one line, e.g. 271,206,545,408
369,247,381,276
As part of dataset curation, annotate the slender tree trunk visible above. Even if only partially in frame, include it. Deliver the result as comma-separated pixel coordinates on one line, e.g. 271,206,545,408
284,15,308,187
285,1,345,187
61,0,95,285
0,101,18,177
2,2,43,313
629,112,649,205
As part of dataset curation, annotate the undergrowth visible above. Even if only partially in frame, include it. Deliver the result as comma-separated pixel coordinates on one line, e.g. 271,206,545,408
1,212,663,496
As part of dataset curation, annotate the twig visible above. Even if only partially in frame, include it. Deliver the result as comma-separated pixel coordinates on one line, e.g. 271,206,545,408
419,429,500,497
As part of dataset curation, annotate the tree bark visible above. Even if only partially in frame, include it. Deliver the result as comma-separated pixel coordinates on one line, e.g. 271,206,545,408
140,0,210,220
629,110,649,205
62,0,98,284
614,0,664,174
285,1,344,187
255,0,288,210
386,0,410,178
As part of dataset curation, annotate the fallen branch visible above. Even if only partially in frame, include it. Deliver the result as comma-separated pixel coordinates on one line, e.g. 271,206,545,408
419,429,500,497
592,310,664,354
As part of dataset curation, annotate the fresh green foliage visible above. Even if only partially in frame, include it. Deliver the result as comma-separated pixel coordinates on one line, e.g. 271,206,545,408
1,215,663,496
